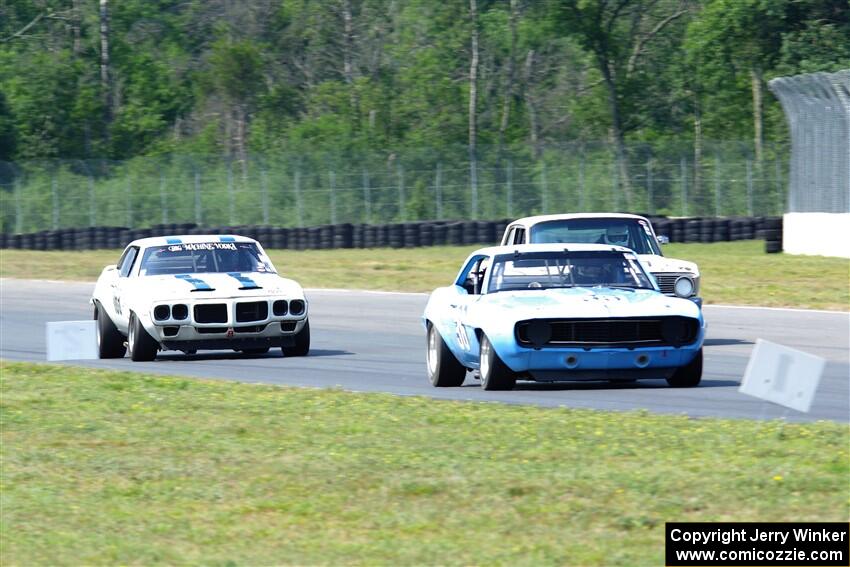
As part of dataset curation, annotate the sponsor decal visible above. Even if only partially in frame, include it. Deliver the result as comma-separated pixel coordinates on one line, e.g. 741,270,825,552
166,242,237,252
165,237,183,244
227,272,261,290
174,274,213,291
219,236,236,242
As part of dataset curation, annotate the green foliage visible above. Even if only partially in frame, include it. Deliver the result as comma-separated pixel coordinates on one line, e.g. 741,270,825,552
0,0,845,165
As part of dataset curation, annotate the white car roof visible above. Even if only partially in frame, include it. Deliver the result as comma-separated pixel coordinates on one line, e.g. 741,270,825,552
470,243,637,257
126,234,259,248
507,213,650,226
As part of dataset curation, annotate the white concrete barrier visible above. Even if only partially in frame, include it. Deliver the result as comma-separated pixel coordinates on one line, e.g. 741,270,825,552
782,212,850,258
46,321,99,361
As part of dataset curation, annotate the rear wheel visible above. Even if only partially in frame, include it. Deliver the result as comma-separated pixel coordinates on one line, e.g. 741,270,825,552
282,320,310,357
94,303,126,359
426,323,466,387
667,349,702,387
128,312,159,362
480,334,516,391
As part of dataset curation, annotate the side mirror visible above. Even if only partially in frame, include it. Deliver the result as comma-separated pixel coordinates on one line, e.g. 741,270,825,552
105,264,117,271
656,235,670,245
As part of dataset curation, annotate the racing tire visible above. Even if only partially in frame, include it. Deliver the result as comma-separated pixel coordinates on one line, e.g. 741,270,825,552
94,303,126,359
240,347,270,355
128,312,159,362
667,349,702,388
282,319,310,357
479,334,516,391
426,323,466,387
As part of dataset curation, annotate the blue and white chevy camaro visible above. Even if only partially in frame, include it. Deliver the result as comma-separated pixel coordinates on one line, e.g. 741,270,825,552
423,243,705,390
91,235,309,361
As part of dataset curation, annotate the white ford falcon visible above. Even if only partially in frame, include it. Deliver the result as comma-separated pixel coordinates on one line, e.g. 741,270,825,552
91,234,309,361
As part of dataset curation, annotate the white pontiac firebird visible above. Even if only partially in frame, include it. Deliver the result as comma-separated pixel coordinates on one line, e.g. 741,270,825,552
91,234,310,361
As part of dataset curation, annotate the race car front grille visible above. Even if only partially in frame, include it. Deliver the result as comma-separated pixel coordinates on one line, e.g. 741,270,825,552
653,273,684,295
235,301,268,323
194,304,228,324
516,317,699,348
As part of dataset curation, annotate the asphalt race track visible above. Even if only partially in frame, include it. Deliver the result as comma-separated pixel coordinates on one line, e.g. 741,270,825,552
1,279,847,422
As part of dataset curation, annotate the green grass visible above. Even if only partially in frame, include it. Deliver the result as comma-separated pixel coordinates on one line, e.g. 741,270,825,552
1,241,848,310
1,361,848,565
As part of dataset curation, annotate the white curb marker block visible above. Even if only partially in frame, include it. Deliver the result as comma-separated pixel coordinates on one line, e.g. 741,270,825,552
739,338,826,413
46,321,99,361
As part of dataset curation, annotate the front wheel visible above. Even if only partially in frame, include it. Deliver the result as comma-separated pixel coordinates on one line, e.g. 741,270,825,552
94,303,126,359
128,312,159,362
426,324,466,387
480,334,516,391
282,320,310,357
667,349,702,387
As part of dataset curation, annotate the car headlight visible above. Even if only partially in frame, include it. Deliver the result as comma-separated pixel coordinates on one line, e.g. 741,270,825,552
673,276,695,298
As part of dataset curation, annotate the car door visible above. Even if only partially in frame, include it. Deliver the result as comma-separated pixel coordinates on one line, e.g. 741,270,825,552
112,246,140,331
449,255,490,365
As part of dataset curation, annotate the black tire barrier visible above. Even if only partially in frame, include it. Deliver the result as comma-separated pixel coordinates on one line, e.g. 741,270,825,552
419,223,434,247
321,225,333,249
669,219,684,243
476,221,497,244
270,227,288,249
375,224,389,248
1,216,785,251
334,223,354,249
362,224,375,248
763,228,782,241
387,223,404,249
432,222,448,246
764,217,782,230
653,219,670,239
464,221,481,245
447,222,464,246
403,223,421,248
351,224,364,248
765,240,782,253
306,227,321,250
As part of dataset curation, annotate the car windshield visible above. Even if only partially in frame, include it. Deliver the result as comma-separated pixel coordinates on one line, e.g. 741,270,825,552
529,218,661,255
487,251,654,293
139,242,276,276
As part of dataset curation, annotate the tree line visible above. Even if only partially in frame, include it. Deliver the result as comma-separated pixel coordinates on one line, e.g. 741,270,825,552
1,0,847,169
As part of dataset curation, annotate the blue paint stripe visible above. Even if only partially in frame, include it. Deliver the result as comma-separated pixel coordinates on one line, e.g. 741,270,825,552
174,274,212,291
166,237,182,244
227,272,260,289
219,236,236,242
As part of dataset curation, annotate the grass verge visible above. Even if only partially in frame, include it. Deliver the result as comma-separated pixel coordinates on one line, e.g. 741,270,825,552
1,241,848,310
2,361,848,565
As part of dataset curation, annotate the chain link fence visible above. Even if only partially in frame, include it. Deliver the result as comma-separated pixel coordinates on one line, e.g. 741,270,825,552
0,142,787,234
769,69,850,214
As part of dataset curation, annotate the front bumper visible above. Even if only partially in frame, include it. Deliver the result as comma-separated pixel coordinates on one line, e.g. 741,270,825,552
155,318,307,352
142,296,308,352
495,341,703,382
